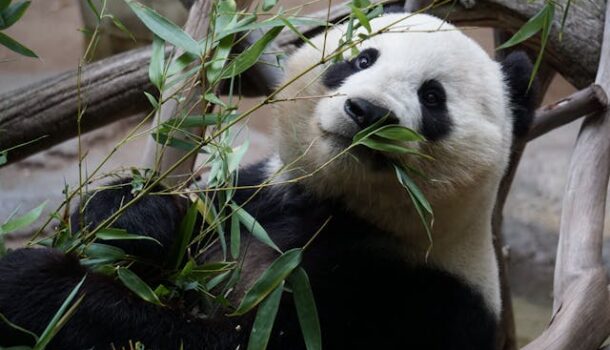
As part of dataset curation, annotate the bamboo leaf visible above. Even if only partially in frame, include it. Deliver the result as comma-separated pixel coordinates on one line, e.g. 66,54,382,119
230,204,281,253
167,200,198,269
0,312,38,344
496,4,550,50
117,267,163,305
246,281,284,350
0,32,36,57
149,35,165,90
84,243,126,260
0,0,11,12
220,26,283,79
125,0,200,55
373,125,424,142
350,5,371,33
207,34,234,83
230,211,241,259
358,138,412,153
33,276,86,350
232,248,302,315
279,16,317,50
529,4,555,89
262,0,277,11
0,151,6,166
287,268,321,350
96,228,162,245
0,0,29,29
394,165,432,214
0,201,46,234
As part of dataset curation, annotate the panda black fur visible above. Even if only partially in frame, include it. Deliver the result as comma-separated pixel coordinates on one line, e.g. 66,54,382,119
0,12,537,350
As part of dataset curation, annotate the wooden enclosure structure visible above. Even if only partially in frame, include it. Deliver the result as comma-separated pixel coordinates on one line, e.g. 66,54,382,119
1,0,610,349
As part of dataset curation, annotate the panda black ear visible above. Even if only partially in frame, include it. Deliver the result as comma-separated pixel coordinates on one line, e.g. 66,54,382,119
500,51,539,138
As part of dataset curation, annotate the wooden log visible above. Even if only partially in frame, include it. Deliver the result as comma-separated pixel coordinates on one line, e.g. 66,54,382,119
0,47,154,164
522,2,610,349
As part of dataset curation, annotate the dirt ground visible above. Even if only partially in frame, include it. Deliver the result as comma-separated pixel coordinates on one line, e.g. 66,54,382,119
0,0,597,346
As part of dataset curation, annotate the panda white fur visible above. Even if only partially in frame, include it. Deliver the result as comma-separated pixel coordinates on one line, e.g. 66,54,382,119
0,11,536,350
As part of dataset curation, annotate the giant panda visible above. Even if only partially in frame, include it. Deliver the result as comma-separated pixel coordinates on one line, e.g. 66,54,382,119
0,11,537,350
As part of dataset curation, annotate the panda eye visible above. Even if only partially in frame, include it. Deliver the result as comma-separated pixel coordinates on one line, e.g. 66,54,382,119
352,48,379,70
355,55,371,70
418,80,446,109
422,90,441,107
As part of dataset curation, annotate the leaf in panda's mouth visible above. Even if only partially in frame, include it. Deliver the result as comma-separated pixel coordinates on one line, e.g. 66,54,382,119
351,123,432,159
350,121,435,256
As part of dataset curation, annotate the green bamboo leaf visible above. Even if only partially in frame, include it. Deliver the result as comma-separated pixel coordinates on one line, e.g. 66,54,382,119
394,165,432,214
529,4,555,89
117,267,163,305
167,200,198,269
0,312,38,344
149,35,165,90
163,114,223,128
84,0,100,20
287,268,321,350
167,51,197,76
279,16,317,50
124,0,200,55
0,32,36,57
204,92,227,107
0,201,46,234
218,16,325,39
96,228,162,245
152,127,205,153
108,14,135,41
350,5,371,33
496,4,550,50
220,26,283,79
227,141,249,174
143,91,158,108
206,34,234,83
373,125,424,142
246,281,284,350
0,0,30,29
232,248,302,315
230,204,281,253
33,276,86,350
0,151,6,166
262,0,277,11
352,0,371,8
230,211,240,259
358,138,412,153
0,0,11,12
84,243,126,260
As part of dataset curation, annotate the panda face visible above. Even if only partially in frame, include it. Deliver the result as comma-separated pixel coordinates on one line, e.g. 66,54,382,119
274,13,514,203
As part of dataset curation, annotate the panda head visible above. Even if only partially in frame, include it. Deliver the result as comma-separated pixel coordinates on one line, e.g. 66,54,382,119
273,13,537,204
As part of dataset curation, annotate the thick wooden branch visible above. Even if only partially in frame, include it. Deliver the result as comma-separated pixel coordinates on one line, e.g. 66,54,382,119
527,84,608,141
523,2,610,350
0,47,154,164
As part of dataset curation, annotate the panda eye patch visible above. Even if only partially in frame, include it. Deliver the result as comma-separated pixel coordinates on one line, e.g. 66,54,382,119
353,48,379,70
322,48,379,89
417,79,452,141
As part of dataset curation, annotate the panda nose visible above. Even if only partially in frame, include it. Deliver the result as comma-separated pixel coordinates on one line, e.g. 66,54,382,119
344,98,394,129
